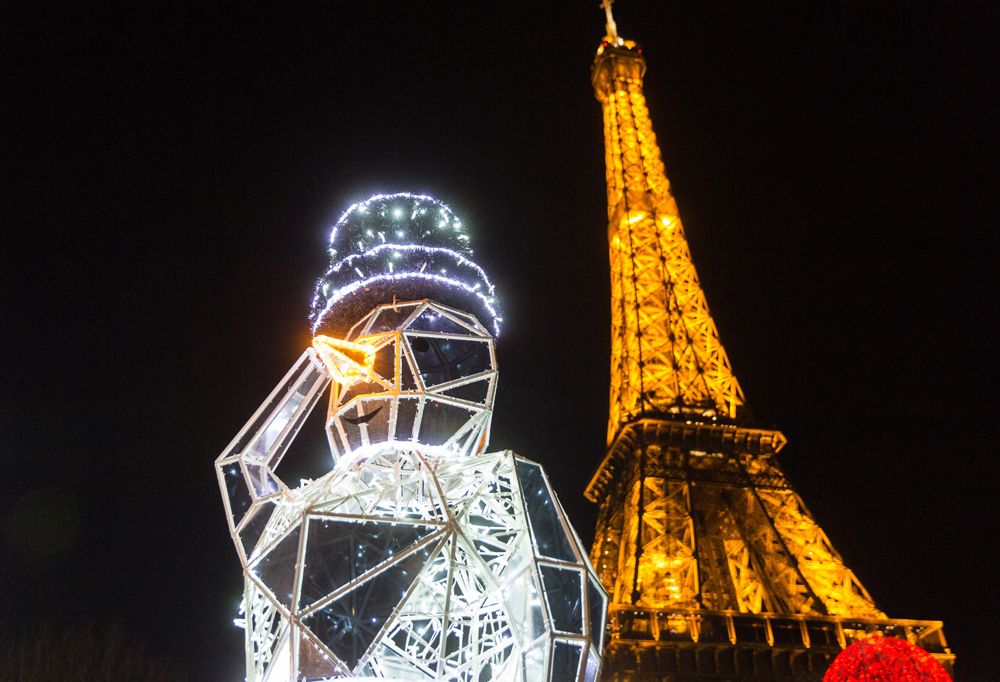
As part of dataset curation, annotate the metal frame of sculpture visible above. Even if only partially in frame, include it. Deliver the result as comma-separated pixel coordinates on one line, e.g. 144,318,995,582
216,194,607,681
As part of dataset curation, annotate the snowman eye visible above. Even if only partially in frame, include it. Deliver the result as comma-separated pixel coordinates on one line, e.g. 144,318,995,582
406,335,492,388
343,404,383,425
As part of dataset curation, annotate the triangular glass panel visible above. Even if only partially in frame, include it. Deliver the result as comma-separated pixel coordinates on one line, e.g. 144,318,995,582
298,631,341,680
369,305,417,333
372,341,396,385
245,463,281,498
252,526,301,607
551,640,583,682
407,308,471,335
220,461,252,528
540,565,584,634
587,576,607,649
299,518,439,609
439,379,490,404
302,545,432,671
239,502,274,559
417,399,476,447
515,460,578,562
407,337,492,388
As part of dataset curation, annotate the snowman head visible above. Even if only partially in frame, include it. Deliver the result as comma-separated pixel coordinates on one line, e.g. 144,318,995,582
317,299,496,461
310,194,501,462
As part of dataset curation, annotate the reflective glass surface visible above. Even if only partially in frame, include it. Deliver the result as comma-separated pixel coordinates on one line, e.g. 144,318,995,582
356,398,390,445
515,460,577,562
551,640,583,682
226,354,312,457
407,336,491,388
338,406,364,452
338,380,383,408
254,527,301,605
246,361,324,461
440,379,490,404
223,463,252,526
587,576,607,649
304,549,428,669
584,647,601,682
299,518,437,609
245,463,280,498
298,633,339,680
507,569,547,644
417,399,475,446
540,565,583,634
394,398,417,441
372,342,395,384
239,503,274,558
399,352,417,390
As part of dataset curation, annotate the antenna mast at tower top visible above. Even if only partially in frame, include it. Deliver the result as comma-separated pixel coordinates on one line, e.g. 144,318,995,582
600,0,621,43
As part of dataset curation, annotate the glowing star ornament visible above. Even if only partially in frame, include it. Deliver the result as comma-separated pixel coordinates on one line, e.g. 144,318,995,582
216,194,606,681
824,635,952,682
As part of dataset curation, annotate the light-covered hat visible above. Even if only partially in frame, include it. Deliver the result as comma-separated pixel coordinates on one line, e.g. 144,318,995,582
310,193,500,337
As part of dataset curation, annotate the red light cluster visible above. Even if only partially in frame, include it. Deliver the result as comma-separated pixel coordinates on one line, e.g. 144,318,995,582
824,635,951,682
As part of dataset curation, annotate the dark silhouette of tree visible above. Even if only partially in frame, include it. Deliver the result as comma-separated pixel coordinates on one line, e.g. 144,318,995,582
0,620,187,681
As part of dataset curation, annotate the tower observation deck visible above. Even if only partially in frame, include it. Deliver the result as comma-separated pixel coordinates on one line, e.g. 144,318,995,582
585,3,953,679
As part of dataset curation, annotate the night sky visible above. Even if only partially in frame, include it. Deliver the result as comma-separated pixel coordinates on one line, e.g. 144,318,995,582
2,1,994,680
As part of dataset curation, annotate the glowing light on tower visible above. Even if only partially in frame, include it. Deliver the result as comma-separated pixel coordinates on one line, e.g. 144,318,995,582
216,194,606,681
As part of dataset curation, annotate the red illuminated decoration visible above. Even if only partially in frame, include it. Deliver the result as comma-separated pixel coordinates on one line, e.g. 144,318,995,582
824,635,952,682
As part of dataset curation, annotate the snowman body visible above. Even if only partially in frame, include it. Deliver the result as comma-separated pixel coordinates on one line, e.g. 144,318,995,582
218,300,606,681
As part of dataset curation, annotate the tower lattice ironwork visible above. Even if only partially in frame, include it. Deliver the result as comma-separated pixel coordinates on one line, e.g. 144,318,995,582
586,3,953,679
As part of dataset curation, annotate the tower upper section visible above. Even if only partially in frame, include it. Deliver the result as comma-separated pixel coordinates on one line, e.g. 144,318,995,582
593,32,745,442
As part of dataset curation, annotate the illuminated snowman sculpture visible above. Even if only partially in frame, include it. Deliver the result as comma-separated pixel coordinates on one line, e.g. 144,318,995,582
216,194,606,681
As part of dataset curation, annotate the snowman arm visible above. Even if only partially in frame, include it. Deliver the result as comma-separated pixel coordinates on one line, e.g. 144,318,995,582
214,348,331,533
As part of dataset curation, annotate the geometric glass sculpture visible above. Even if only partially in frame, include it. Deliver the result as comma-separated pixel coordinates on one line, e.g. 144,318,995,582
218,193,606,679
219,391,606,680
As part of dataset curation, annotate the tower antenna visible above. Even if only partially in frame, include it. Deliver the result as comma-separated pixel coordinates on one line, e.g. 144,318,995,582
601,0,621,43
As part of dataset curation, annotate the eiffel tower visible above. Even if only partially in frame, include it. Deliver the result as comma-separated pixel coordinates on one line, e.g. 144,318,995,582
585,3,953,679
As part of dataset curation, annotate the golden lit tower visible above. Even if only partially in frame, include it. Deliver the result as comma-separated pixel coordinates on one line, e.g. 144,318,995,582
585,2,953,679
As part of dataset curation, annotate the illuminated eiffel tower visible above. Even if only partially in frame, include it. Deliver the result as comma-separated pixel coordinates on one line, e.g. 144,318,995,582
585,3,953,679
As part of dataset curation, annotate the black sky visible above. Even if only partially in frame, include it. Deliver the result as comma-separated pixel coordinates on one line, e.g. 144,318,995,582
2,1,996,680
